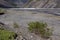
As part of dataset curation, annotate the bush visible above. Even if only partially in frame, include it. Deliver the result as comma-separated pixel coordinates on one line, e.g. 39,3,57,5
0,22,18,40
28,21,53,39
0,29,16,40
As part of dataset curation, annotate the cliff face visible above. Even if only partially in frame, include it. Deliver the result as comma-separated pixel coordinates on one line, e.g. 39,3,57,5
54,0,60,8
0,0,29,8
25,0,57,8
0,0,58,8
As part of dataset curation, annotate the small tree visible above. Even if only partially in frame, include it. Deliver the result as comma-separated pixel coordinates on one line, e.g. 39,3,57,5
28,21,53,39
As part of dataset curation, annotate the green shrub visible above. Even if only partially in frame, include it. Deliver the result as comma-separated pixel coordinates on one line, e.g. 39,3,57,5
0,29,16,40
28,21,53,39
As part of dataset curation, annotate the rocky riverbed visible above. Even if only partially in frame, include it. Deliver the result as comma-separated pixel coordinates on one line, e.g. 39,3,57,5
0,9,60,40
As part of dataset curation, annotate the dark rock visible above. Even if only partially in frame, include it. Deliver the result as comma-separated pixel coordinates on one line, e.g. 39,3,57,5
0,13,5,15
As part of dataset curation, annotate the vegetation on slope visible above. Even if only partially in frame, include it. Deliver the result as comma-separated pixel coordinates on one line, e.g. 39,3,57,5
28,21,53,39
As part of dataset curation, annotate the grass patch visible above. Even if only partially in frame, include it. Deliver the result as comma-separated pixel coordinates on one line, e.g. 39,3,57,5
0,29,16,40
28,21,53,39
0,8,6,13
